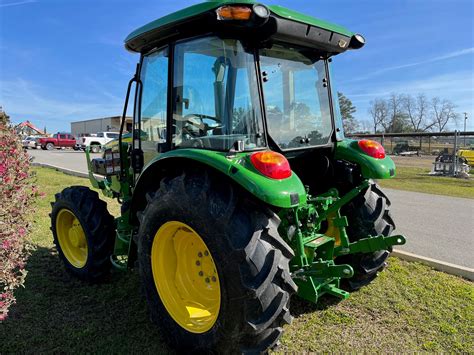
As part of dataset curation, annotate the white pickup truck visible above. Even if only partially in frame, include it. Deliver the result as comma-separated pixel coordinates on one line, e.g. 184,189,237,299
79,132,120,153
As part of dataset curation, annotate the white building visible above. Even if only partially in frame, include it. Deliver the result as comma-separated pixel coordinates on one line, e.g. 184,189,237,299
71,116,132,136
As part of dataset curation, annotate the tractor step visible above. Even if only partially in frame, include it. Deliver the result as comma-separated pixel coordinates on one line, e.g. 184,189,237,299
111,216,133,271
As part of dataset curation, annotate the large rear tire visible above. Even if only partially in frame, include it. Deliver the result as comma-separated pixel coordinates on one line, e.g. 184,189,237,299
337,182,395,290
51,186,115,281
137,172,297,353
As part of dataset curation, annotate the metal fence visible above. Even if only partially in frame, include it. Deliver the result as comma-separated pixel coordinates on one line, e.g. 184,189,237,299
347,131,474,156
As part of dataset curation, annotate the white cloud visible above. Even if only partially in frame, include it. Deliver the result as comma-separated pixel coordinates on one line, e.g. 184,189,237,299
0,0,36,8
345,71,474,100
377,48,474,73
342,47,474,84
0,78,124,129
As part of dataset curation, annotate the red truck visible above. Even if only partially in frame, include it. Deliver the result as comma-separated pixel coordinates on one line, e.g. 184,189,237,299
38,133,76,150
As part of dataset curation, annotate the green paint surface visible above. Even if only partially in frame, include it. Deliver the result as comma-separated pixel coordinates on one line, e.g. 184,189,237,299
335,139,396,179
140,148,307,208
125,0,353,45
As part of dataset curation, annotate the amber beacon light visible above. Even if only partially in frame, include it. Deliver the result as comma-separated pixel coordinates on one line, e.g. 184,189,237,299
216,4,270,21
216,5,252,20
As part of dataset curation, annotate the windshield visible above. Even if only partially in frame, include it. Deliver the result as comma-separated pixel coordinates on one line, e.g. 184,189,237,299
260,45,333,149
172,36,266,151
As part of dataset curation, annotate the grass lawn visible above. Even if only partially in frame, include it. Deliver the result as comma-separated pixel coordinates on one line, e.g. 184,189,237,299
1,167,473,353
378,166,474,199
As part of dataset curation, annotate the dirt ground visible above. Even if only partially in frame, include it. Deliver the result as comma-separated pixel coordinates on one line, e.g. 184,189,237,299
390,155,435,169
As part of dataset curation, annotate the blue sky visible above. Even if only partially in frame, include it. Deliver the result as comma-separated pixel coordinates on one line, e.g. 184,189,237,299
0,0,473,132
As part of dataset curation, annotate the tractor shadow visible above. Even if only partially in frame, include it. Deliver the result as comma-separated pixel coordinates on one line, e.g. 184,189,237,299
2,245,175,354
289,293,343,317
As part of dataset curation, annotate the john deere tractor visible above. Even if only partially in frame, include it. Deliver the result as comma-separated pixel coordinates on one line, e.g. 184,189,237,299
50,1,406,352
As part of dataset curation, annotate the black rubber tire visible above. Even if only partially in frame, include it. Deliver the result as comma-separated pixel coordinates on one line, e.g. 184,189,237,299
51,186,115,282
337,182,395,291
46,142,55,150
137,171,297,353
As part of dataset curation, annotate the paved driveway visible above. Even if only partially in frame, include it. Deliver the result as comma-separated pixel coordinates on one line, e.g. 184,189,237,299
386,189,473,268
28,150,474,268
28,149,99,174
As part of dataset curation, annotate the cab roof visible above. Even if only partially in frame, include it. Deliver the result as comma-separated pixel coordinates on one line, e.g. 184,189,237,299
125,1,357,54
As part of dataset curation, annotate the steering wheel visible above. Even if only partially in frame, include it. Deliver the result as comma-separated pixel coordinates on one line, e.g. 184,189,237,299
181,114,222,136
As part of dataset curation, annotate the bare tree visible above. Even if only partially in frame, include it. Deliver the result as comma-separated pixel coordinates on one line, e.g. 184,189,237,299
386,93,408,132
431,97,458,131
359,119,372,133
403,93,434,131
368,98,388,133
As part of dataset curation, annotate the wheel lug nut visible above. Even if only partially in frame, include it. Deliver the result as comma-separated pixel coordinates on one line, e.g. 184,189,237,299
196,261,201,266
198,271,204,277
211,276,216,282
198,252,203,258
204,251,209,256
205,278,210,283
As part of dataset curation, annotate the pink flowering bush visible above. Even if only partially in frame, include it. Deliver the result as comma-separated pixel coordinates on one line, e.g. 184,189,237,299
0,123,39,321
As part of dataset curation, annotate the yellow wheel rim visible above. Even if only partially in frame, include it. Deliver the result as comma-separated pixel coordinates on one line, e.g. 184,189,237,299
56,209,88,268
151,221,221,334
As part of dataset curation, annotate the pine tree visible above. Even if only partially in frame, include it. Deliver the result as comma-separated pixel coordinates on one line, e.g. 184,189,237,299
337,92,358,133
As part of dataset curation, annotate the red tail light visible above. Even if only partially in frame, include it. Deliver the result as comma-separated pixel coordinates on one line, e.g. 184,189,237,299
358,140,386,159
250,151,292,179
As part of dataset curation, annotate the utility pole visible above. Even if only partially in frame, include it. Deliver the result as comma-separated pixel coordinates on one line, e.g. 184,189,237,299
453,130,458,176
463,112,468,147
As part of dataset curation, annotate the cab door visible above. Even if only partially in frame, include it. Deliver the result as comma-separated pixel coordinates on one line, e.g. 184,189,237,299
138,47,169,167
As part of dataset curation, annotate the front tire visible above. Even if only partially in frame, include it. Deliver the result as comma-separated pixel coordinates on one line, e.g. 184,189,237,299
338,182,395,290
137,172,297,353
46,142,55,150
51,186,115,281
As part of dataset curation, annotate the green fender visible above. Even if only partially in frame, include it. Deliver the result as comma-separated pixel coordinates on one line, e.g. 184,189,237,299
136,149,307,209
335,139,396,179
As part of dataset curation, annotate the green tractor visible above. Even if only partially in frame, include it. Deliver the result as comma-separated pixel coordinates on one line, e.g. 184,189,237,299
50,1,406,352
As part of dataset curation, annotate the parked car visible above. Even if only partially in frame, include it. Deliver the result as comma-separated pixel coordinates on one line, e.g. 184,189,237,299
74,133,97,150
81,132,119,153
22,136,42,149
38,133,76,150
392,141,421,156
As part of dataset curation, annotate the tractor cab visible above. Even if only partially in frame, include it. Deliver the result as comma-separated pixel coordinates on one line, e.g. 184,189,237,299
119,0,365,170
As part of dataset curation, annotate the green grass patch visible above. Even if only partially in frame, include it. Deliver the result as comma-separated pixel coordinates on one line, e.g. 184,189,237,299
378,166,474,199
2,167,473,353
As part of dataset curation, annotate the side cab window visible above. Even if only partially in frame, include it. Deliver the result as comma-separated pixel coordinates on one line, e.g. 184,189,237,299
140,47,169,166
